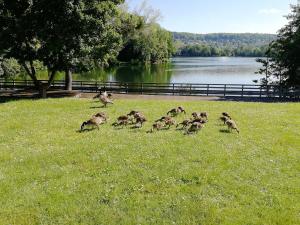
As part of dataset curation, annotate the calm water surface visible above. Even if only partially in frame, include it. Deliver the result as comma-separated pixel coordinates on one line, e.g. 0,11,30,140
29,57,264,84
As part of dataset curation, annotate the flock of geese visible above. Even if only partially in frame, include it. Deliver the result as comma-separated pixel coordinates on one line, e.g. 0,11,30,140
80,92,240,134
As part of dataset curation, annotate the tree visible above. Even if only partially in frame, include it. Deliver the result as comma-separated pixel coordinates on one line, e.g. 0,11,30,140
0,57,21,79
255,58,273,85
117,0,174,64
259,4,300,86
0,0,125,91
35,0,125,90
0,0,47,89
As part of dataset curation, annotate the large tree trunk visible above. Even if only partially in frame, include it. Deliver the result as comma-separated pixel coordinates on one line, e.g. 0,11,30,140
47,70,57,89
22,61,41,90
65,69,73,91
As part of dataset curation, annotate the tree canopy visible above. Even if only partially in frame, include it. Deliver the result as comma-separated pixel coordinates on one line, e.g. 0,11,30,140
257,4,300,86
117,2,174,64
0,0,125,89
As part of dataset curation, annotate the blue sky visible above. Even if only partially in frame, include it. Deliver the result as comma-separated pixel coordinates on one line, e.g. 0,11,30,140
126,0,297,34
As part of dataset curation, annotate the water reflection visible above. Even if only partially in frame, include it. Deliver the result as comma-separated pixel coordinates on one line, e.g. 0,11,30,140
18,57,264,84
113,64,173,83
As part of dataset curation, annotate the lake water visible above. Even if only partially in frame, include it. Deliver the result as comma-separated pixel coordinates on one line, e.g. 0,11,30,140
168,57,263,84
22,57,263,84
75,57,263,84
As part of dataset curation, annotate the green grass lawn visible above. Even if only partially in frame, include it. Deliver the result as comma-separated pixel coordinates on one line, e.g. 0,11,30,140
0,98,299,225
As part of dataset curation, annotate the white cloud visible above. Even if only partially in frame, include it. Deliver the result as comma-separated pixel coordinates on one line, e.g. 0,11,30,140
259,8,282,15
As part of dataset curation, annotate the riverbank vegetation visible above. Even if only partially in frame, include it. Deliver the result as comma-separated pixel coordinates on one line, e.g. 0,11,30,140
0,98,299,224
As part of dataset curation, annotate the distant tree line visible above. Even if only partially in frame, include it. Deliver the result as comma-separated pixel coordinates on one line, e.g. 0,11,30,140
175,44,268,57
173,32,277,46
173,32,275,57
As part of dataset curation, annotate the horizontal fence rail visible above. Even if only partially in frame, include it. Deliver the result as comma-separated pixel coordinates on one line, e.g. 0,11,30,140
0,79,300,99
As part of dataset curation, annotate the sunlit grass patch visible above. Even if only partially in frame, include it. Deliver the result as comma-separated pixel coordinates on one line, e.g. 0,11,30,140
0,98,299,225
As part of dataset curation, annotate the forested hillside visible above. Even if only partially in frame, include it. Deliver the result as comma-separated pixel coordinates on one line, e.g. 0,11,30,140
173,32,277,57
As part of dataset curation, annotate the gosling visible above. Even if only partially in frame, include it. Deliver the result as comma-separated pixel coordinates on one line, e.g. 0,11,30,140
100,94,114,108
155,116,172,123
176,119,192,129
164,117,176,129
186,122,204,134
93,112,108,121
127,111,145,124
149,122,164,133
192,112,208,120
135,116,147,128
131,111,147,128
190,118,207,125
225,119,240,133
112,115,129,127
222,112,232,119
167,106,186,117
81,114,107,131
94,91,113,99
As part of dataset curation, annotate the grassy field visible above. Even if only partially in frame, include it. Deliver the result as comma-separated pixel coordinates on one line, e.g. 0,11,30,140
0,98,299,225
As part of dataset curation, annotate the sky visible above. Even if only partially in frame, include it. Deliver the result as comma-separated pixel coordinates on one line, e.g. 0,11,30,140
126,0,297,34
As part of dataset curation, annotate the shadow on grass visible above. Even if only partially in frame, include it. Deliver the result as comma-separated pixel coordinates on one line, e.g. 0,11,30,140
183,131,200,136
0,89,81,104
90,106,105,109
175,127,185,131
219,129,231,133
76,128,98,133
130,126,142,130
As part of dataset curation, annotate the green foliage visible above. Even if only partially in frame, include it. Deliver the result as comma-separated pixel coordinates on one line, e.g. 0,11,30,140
173,32,276,46
261,5,300,86
173,33,275,57
0,0,125,89
255,58,273,85
0,58,21,79
176,42,269,57
36,0,125,70
0,98,299,224
118,23,174,63
117,4,174,64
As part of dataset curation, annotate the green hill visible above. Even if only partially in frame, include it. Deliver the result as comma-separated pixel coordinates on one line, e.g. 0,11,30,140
173,32,277,46
172,32,277,57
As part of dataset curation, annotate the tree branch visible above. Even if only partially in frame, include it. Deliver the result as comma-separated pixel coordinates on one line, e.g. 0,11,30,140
47,70,57,89
21,61,40,89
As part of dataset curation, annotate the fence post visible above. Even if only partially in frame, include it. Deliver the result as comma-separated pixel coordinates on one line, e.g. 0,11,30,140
241,85,244,97
190,84,192,95
207,84,209,96
279,85,282,99
259,86,262,98
224,85,227,97
95,82,98,93
141,83,143,95
173,84,175,95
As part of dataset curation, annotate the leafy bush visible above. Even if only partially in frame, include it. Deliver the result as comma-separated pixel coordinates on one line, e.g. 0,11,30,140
0,58,21,79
